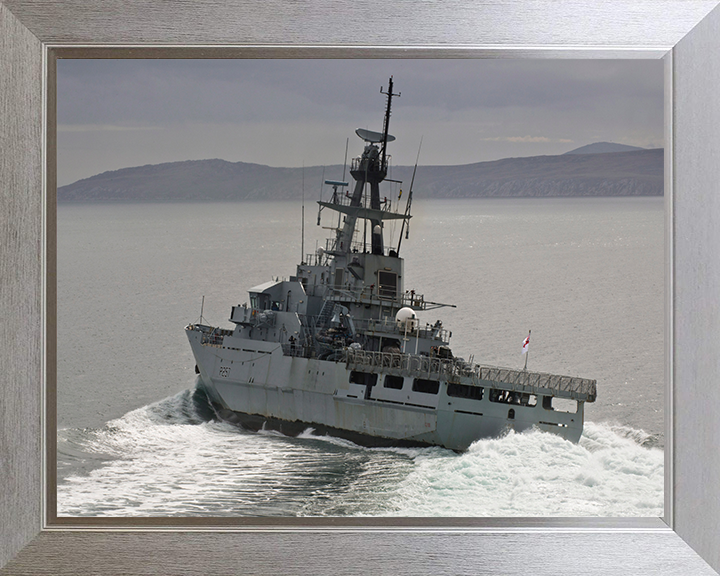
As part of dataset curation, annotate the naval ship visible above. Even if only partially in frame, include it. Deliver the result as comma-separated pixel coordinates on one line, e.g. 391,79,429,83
186,78,597,451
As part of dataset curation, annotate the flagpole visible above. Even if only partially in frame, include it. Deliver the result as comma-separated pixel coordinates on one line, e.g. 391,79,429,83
522,329,531,371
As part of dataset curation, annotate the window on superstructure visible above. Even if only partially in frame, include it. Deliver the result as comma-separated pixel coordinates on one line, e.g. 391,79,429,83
349,371,378,386
412,378,440,395
383,375,404,390
543,396,577,413
447,383,484,401
489,389,537,407
377,271,398,299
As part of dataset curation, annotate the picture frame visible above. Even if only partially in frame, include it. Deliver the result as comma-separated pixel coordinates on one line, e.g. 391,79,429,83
2,1,720,574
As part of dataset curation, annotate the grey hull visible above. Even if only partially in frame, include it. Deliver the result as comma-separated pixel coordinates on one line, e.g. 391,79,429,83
188,329,585,451
208,403,436,449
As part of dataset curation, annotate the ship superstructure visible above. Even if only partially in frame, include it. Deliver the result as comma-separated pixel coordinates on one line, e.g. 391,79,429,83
186,78,596,450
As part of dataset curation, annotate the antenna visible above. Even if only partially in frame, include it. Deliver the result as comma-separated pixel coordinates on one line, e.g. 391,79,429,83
342,137,349,183
301,164,305,264
363,157,370,251
340,137,349,229
317,139,351,229
397,137,422,254
317,166,325,226
319,166,325,201
379,76,401,172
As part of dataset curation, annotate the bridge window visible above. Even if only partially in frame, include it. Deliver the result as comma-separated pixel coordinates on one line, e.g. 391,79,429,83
412,378,440,395
447,383,484,401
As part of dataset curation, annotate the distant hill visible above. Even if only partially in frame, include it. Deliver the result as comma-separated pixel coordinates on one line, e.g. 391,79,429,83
57,148,664,202
564,142,646,155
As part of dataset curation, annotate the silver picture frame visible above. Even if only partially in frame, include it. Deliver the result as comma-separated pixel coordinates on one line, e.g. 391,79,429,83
2,1,720,574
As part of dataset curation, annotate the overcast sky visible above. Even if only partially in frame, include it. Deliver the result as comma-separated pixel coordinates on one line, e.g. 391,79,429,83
57,59,663,187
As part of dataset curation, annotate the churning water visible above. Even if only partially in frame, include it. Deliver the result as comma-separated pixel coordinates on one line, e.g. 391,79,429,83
57,386,663,517
57,197,664,516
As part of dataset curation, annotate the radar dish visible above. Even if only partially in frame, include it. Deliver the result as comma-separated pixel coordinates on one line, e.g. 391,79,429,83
355,128,396,143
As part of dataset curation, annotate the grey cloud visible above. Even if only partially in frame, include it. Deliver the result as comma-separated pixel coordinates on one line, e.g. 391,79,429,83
57,58,663,185
58,59,662,124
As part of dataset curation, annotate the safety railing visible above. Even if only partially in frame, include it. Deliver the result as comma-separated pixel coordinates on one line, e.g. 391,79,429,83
344,349,597,402
351,317,449,342
188,325,233,347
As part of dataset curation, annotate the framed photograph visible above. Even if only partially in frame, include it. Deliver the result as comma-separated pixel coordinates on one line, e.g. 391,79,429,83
53,58,664,521
2,1,720,574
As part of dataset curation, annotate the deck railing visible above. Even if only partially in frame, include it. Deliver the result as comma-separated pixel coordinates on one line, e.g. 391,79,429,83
187,324,233,347
350,316,449,341
344,349,597,402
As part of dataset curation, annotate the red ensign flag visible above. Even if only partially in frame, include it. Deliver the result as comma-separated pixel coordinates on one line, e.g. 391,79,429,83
522,332,530,355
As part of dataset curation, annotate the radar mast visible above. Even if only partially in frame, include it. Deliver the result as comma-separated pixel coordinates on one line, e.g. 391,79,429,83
316,77,409,260
337,77,401,256
380,76,400,174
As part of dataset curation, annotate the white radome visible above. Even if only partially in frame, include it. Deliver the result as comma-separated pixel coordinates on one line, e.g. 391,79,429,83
395,307,418,330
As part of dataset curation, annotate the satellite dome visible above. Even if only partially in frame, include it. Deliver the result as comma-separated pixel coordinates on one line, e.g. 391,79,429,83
373,225,382,235
395,307,418,330
316,247,324,255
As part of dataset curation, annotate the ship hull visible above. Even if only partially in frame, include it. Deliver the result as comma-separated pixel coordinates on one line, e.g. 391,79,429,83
188,328,584,451
206,402,436,449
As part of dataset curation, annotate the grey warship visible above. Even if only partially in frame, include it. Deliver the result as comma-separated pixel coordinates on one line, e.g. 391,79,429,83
186,78,597,451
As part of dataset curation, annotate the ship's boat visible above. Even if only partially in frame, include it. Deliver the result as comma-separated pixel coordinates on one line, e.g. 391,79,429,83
186,77,596,451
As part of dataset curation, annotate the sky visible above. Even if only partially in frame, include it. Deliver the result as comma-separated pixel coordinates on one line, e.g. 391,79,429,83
57,59,664,187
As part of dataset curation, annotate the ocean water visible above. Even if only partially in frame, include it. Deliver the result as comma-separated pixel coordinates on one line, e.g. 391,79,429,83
57,197,664,517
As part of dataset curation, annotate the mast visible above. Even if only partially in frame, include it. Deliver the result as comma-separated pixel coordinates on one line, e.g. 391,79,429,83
380,77,400,176
334,77,401,256
316,78,409,261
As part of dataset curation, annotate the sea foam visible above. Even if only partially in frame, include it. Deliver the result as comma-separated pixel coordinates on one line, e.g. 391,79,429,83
57,391,663,518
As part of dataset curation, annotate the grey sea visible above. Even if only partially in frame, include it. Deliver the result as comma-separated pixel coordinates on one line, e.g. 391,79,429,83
57,197,664,517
